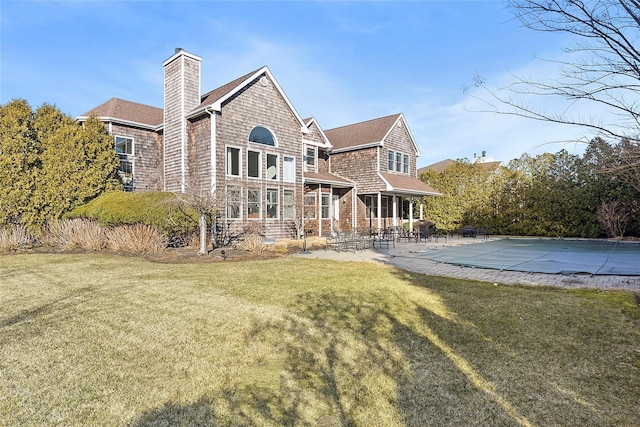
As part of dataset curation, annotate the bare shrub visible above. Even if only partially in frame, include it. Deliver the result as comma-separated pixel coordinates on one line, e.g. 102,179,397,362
42,219,106,250
597,200,631,238
0,224,35,252
237,233,266,252
106,224,166,254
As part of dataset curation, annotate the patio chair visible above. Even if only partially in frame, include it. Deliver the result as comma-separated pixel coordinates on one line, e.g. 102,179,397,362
462,225,477,238
414,220,436,243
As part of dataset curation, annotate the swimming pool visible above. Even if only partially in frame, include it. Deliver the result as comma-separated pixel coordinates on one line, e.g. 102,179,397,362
416,238,640,275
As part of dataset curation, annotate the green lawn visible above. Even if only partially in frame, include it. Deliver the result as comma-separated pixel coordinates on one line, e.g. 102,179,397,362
0,254,638,426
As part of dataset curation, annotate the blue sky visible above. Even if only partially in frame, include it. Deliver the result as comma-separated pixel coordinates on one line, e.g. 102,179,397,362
1,0,593,166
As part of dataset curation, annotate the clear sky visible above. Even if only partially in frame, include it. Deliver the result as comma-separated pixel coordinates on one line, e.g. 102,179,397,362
1,0,594,167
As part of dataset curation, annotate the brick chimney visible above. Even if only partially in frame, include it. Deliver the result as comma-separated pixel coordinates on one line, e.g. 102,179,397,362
162,48,202,192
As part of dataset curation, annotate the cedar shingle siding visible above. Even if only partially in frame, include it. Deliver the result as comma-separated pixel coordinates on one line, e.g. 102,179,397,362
78,49,439,239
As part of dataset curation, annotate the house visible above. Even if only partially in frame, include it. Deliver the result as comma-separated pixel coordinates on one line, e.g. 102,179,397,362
418,152,502,176
77,48,438,239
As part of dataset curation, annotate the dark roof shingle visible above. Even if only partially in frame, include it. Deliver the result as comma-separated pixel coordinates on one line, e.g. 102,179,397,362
81,98,163,127
324,114,401,150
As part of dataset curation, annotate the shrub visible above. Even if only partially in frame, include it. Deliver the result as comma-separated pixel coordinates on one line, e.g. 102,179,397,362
41,219,105,251
68,191,198,244
237,233,266,253
106,224,166,254
0,224,35,252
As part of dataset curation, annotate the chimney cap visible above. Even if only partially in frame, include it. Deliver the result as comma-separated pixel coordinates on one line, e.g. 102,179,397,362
175,47,184,53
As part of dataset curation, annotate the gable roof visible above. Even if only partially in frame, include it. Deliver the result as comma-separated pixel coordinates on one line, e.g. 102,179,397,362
186,66,309,134
324,113,420,156
194,67,264,113
303,117,332,149
77,98,163,130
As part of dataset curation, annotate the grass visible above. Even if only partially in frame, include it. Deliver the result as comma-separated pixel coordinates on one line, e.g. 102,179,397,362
0,254,638,426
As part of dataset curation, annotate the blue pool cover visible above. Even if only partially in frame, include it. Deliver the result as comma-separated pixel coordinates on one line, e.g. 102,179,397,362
416,239,640,275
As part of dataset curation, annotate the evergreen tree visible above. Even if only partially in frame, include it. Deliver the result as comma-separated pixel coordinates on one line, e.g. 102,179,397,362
0,100,37,225
0,100,120,229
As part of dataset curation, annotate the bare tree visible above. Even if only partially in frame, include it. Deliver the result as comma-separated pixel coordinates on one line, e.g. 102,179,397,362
472,0,640,184
173,180,220,255
597,199,632,237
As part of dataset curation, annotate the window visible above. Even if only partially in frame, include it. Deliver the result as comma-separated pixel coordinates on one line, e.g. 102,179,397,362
305,146,316,171
283,190,295,219
304,192,316,219
115,136,134,189
247,189,261,219
321,193,330,219
118,156,133,190
388,150,394,171
248,150,260,178
227,186,241,219
115,136,133,155
266,188,278,219
283,156,295,182
403,154,409,174
248,126,275,146
396,152,402,172
266,154,278,180
381,196,388,218
365,195,377,219
226,147,240,176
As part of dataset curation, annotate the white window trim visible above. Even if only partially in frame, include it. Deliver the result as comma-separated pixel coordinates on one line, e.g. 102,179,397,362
248,125,278,147
115,135,135,156
247,149,262,179
283,155,296,183
283,189,295,219
266,188,279,219
266,152,279,181
304,191,317,220
226,185,242,220
304,145,317,173
247,188,262,220
226,145,242,177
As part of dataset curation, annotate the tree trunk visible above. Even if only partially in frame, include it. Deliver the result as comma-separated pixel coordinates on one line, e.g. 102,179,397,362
199,213,208,255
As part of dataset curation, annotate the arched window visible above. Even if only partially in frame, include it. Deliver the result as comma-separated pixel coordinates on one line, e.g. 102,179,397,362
248,126,275,146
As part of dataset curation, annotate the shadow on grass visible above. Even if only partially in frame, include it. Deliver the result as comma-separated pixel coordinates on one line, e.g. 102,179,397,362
128,274,537,426
0,287,94,330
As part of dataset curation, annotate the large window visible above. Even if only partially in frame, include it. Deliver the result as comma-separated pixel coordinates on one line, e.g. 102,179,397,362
248,126,275,146
403,154,409,174
283,156,295,182
247,189,261,219
304,192,317,219
283,190,295,219
248,150,260,178
321,193,330,219
226,147,240,176
266,154,278,180
266,188,278,219
396,152,402,172
227,186,241,219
